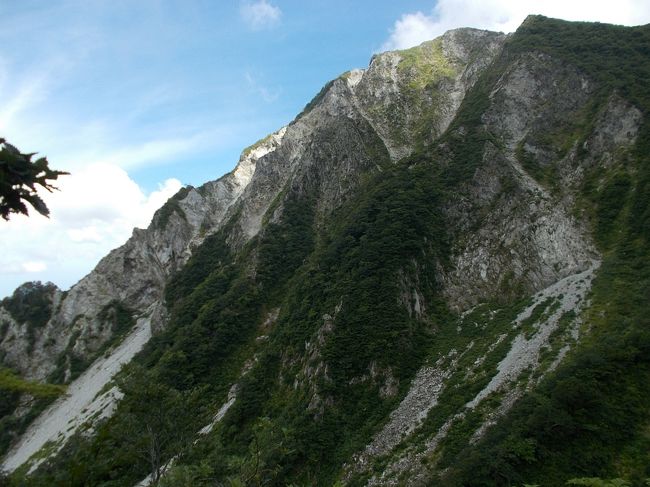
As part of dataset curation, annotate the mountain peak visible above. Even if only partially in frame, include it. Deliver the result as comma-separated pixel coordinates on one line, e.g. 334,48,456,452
3,17,650,486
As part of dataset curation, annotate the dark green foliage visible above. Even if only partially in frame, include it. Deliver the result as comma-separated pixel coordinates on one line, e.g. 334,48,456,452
21,365,206,487
628,126,650,241
1,281,56,333
303,161,448,380
21,192,319,484
98,300,136,340
256,193,315,289
113,364,206,483
152,185,191,230
436,16,650,486
0,383,22,456
443,314,650,486
510,16,650,109
1,281,57,351
164,220,235,307
0,138,68,220
198,159,453,485
595,172,632,246
32,153,451,486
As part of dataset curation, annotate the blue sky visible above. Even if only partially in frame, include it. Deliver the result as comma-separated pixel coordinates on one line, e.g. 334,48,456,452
2,0,650,298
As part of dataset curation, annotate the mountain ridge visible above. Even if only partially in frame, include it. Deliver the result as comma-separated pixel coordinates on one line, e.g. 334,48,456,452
1,15,650,486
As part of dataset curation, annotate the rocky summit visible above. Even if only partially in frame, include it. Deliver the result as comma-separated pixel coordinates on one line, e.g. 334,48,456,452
1,15,650,486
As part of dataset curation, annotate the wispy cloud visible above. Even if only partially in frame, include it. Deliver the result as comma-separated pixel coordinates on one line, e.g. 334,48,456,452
381,0,650,51
1,65,234,173
0,77,48,130
0,54,74,132
245,72,280,103
92,130,224,170
240,0,282,30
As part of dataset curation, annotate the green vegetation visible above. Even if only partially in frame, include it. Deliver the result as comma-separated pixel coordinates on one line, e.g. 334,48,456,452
112,365,205,484
434,16,650,487
7,15,650,487
0,368,66,398
1,281,57,351
397,38,456,91
152,185,191,230
0,368,66,456
241,133,274,158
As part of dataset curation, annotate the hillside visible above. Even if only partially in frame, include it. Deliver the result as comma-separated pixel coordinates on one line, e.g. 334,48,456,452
1,16,649,486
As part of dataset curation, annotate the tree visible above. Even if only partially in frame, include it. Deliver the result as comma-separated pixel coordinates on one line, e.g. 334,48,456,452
226,417,295,486
0,138,68,220
114,365,204,484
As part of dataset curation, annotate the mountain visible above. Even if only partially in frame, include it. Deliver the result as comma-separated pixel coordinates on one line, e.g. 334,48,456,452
1,15,650,486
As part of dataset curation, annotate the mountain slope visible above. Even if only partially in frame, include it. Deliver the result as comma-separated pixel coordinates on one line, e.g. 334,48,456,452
2,16,650,486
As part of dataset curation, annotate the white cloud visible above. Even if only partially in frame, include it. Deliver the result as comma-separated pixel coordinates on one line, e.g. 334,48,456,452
381,0,650,51
0,164,182,297
240,0,282,30
22,261,47,273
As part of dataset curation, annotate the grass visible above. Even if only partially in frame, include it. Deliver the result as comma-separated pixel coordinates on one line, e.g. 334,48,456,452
396,39,456,91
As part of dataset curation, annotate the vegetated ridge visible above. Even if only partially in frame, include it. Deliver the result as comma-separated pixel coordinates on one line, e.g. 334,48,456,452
1,15,649,486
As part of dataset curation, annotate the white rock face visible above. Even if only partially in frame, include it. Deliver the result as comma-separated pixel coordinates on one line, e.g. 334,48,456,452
349,28,506,161
0,126,289,382
440,53,641,311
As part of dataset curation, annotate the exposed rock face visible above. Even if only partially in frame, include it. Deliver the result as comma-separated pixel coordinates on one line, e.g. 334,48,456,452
0,127,288,382
1,283,63,378
0,28,508,384
350,28,505,160
362,265,598,486
437,52,642,312
2,18,647,484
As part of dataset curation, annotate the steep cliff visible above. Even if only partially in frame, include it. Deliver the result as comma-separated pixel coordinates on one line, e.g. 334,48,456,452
2,16,650,487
